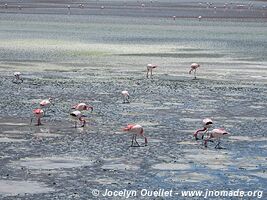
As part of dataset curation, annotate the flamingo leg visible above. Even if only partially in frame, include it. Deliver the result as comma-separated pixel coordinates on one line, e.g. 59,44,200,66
215,139,223,149
150,69,153,78
194,69,197,79
37,118,41,126
134,135,140,147
81,120,86,127
146,69,149,78
74,121,77,128
131,134,135,147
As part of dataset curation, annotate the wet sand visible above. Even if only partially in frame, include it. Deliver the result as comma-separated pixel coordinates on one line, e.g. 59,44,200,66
0,0,267,199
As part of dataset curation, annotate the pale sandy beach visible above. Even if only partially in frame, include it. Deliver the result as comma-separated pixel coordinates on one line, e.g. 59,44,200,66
0,0,267,199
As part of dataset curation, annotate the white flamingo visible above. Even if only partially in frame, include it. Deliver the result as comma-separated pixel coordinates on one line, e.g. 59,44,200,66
13,72,23,84
70,110,86,128
204,128,230,149
121,90,130,103
189,63,200,79
147,64,157,78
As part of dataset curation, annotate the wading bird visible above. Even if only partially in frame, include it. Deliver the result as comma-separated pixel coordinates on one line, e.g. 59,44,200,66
193,118,213,140
121,90,130,103
147,64,157,78
123,124,147,147
40,98,53,109
72,103,93,111
31,109,44,126
204,128,230,149
13,72,23,84
189,63,200,79
70,110,86,128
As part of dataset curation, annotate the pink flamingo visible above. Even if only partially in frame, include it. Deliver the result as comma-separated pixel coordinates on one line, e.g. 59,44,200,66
121,90,130,103
204,128,230,149
40,98,53,109
189,63,200,79
13,72,23,84
70,110,86,128
123,124,148,147
72,103,93,112
193,118,213,140
147,64,157,78
40,98,54,115
31,109,44,126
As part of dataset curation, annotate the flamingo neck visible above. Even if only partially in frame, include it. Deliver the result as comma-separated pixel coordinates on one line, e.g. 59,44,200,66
193,127,207,137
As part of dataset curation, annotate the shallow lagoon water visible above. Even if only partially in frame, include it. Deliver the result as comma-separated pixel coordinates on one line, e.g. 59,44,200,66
0,1,267,199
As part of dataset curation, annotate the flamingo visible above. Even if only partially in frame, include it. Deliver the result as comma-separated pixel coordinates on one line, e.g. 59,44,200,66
204,128,230,149
189,63,200,79
70,110,86,128
40,98,53,108
40,98,54,114
121,90,130,103
172,15,176,20
198,16,202,21
13,72,23,84
72,103,93,112
31,109,44,126
147,64,157,78
123,124,147,147
193,118,213,140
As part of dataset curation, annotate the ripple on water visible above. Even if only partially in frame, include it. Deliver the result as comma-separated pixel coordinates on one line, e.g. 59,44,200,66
168,172,214,183
151,163,191,170
0,137,27,143
184,149,231,170
12,156,94,170
229,136,267,142
0,123,28,126
101,163,139,171
0,180,53,196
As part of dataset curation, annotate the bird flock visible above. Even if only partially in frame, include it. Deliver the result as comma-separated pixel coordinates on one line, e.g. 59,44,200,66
11,63,229,149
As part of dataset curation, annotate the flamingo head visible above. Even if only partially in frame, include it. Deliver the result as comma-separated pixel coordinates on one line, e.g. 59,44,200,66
71,104,77,109
86,105,94,112
220,128,230,136
203,118,213,128
123,124,134,131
